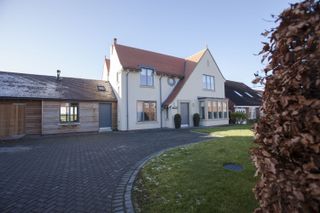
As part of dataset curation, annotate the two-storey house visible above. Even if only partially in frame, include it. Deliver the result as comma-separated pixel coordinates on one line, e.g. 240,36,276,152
103,39,228,130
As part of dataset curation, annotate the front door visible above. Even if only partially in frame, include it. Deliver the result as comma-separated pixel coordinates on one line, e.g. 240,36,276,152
99,103,112,128
180,102,189,127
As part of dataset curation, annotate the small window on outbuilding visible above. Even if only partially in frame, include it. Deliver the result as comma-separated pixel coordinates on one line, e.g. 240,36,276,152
60,103,79,123
97,85,106,91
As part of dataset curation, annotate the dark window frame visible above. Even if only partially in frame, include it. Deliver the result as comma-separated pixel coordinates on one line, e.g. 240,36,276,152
59,103,79,123
137,101,157,122
140,68,154,87
202,74,215,90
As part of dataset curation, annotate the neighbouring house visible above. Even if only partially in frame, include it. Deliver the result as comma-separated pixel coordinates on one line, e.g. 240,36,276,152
103,38,229,130
0,71,117,139
225,80,262,121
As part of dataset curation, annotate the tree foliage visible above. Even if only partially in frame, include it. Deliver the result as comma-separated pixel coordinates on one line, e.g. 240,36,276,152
251,0,320,212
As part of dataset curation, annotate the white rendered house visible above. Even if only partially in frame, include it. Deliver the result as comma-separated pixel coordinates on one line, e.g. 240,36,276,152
103,39,229,130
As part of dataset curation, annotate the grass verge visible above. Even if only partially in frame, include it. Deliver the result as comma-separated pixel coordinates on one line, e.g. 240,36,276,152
132,124,258,213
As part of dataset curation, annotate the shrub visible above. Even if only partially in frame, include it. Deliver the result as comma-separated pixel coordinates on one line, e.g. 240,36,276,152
251,1,320,212
193,113,200,127
229,112,247,124
174,114,181,129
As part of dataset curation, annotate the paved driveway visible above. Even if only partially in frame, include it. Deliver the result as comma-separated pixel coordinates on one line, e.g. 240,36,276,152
0,129,207,212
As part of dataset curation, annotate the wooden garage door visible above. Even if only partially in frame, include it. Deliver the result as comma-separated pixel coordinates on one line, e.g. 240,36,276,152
0,103,25,138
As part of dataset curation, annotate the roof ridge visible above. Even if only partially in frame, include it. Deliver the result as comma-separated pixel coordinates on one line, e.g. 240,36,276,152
115,43,185,61
185,48,207,62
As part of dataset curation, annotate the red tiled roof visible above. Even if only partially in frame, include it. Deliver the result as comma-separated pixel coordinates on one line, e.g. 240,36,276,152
162,49,207,107
113,42,207,107
114,44,186,78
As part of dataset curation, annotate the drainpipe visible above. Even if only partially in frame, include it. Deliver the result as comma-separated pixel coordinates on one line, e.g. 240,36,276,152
126,71,129,131
159,75,163,128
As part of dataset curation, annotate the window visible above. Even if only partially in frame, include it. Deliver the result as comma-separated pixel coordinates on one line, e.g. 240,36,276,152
212,101,218,119
60,103,79,123
137,101,156,122
140,68,154,86
165,108,169,120
207,101,213,119
223,102,228,118
116,72,120,83
97,85,106,91
202,75,214,90
234,90,243,97
167,77,176,86
218,102,222,118
245,92,253,98
200,102,205,119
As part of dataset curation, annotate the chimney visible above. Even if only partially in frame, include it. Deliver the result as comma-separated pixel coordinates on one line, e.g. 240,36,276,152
113,38,117,45
56,69,61,80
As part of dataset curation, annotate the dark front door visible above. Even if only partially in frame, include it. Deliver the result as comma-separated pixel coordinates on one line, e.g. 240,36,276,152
180,102,189,126
99,103,112,128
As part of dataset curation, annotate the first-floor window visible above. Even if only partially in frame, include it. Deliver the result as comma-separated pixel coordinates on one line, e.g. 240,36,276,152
137,101,156,122
140,68,154,86
202,75,215,90
60,103,79,123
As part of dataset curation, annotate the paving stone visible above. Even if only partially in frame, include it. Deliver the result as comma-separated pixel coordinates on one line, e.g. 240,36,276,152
0,129,205,212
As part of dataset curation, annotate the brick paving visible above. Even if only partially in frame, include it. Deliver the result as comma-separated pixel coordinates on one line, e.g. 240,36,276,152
0,129,205,212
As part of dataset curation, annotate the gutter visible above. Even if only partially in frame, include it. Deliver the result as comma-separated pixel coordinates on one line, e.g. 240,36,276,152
126,71,129,131
159,76,163,128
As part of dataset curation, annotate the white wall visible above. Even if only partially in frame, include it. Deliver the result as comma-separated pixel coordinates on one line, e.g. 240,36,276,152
170,50,229,127
106,45,125,130
124,74,179,130
102,62,109,81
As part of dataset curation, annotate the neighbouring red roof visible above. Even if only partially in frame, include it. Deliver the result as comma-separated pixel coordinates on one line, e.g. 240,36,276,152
113,42,207,106
114,44,186,78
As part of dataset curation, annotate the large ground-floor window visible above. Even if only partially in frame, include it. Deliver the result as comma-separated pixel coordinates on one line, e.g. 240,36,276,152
137,101,157,122
60,103,79,123
200,99,228,120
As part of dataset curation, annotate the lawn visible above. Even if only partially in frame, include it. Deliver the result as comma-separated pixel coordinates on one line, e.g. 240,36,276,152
132,124,258,213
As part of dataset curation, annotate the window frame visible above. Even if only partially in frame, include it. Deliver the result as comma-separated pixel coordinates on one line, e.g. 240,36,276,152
202,74,215,90
137,101,157,122
59,103,79,123
140,68,154,87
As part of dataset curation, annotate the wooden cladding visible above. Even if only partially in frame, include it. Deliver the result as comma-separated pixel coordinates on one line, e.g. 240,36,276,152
0,101,41,139
0,100,117,138
0,104,25,138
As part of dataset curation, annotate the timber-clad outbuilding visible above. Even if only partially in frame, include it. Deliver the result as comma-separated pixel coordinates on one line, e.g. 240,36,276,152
0,71,117,139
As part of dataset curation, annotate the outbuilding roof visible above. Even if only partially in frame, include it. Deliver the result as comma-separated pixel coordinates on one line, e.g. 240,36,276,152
225,80,262,106
0,71,116,101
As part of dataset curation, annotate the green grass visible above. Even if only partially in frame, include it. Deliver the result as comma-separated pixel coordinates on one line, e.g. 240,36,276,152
133,124,258,213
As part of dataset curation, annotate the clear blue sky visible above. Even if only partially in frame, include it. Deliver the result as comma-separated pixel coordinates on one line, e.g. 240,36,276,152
0,0,298,88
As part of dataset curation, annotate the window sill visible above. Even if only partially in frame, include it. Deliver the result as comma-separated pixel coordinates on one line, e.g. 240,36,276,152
136,121,158,124
201,118,228,121
59,122,80,126
203,88,215,91
140,85,155,88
